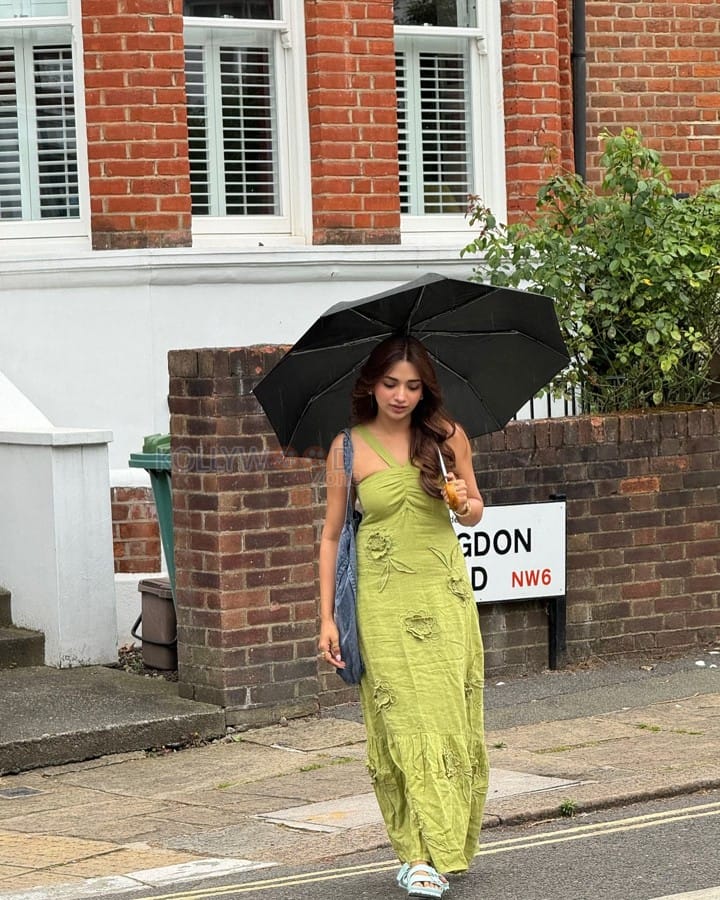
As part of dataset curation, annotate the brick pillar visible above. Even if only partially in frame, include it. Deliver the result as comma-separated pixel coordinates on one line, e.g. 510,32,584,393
82,0,192,250
305,0,401,244
168,347,320,726
501,0,571,221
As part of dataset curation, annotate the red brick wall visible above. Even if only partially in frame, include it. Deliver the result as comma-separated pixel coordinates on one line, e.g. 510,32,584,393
500,0,574,221
81,0,192,250
74,3,719,248
305,0,401,244
584,1,720,191
111,487,162,573
474,410,720,675
500,1,720,215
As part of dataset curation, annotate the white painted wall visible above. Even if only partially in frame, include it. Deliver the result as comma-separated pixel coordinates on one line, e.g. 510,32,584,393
0,370,53,429
2,246,478,469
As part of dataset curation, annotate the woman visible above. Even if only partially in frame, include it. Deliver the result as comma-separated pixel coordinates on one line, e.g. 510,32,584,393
318,336,489,898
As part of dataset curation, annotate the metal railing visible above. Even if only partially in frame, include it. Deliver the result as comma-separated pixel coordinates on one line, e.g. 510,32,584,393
514,389,581,421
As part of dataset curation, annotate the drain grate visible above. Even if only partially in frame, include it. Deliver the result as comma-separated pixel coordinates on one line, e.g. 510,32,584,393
0,787,42,799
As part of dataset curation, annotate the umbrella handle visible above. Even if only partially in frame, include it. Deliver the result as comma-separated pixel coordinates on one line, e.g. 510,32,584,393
437,447,460,510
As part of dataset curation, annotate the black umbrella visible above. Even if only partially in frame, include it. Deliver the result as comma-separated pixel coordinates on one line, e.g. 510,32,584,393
253,273,570,457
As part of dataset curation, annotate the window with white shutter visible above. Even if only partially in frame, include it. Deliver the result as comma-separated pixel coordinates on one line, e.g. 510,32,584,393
0,2,87,241
396,39,471,215
395,0,506,237
185,32,278,216
0,1,67,14
0,28,77,221
184,0,309,241
0,44,22,219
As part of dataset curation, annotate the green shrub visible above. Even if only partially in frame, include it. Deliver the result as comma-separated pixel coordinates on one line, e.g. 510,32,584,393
462,128,720,412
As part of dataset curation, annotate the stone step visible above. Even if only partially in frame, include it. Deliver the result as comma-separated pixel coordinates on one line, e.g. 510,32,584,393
0,589,11,628
0,627,45,669
0,666,226,775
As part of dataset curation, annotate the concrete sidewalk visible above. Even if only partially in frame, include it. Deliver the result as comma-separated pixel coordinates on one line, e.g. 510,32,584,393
0,649,719,898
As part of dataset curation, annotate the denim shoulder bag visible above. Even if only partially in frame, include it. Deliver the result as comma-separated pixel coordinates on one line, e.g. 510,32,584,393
334,428,364,685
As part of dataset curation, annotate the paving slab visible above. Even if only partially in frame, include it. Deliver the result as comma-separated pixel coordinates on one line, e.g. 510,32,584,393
0,858,273,900
223,759,371,802
487,767,581,800
257,768,580,834
240,717,367,751
258,792,382,833
654,891,720,900
162,817,392,864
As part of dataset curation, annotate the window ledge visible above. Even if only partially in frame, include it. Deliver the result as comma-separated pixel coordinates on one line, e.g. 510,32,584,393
0,243,480,288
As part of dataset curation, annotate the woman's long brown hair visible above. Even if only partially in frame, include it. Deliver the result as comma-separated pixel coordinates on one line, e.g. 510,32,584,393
351,336,457,499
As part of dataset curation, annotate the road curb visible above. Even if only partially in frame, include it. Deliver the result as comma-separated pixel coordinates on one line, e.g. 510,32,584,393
482,777,720,829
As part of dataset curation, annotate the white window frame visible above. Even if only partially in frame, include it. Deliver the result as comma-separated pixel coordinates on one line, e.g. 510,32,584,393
185,1,311,247
0,2,90,244
395,0,506,244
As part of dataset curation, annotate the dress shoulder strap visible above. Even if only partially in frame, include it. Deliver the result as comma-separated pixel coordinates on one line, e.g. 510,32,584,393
341,429,354,519
354,424,400,467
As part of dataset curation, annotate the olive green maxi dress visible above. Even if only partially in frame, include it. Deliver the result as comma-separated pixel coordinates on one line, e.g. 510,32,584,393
353,426,489,874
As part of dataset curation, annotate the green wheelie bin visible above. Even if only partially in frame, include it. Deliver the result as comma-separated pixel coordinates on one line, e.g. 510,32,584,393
128,433,176,669
129,433,174,594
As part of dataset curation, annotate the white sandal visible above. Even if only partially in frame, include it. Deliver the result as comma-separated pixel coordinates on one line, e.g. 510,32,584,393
397,863,411,888
404,863,449,899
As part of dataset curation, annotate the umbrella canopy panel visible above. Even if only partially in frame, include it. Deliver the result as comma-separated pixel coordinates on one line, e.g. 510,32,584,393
253,274,570,457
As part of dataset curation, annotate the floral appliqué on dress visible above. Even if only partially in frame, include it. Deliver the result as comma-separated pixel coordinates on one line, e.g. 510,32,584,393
428,542,473,603
464,670,485,704
373,681,396,712
402,611,439,641
365,530,416,592
442,746,464,780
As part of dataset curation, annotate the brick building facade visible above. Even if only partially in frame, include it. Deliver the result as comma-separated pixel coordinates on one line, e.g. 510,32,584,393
81,1,193,250
11,1,716,259
583,0,720,191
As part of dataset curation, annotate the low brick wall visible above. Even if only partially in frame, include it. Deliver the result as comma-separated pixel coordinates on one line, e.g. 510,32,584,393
111,486,161,573
474,410,720,675
169,346,720,722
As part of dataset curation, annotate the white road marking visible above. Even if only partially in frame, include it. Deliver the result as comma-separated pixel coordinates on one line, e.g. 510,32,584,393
0,858,276,900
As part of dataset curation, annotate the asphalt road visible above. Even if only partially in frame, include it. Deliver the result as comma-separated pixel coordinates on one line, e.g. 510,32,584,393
102,789,720,900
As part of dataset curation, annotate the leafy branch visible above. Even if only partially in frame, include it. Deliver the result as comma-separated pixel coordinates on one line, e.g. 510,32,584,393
461,128,720,412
